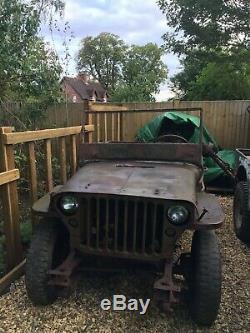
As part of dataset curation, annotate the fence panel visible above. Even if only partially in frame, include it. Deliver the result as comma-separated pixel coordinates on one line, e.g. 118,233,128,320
43,103,87,128
2,100,248,148
88,100,250,148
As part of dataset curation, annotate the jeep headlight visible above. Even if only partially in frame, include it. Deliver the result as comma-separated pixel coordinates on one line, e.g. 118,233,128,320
167,206,189,225
60,195,79,215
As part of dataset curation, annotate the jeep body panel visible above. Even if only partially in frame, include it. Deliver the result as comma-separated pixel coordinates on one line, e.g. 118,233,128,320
33,187,224,229
54,161,201,203
79,143,203,167
33,185,62,215
33,161,224,231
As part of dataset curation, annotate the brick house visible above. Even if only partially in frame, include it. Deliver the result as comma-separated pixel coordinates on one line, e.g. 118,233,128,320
61,73,108,103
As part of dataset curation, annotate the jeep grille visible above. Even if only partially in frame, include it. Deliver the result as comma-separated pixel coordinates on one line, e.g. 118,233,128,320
80,196,166,257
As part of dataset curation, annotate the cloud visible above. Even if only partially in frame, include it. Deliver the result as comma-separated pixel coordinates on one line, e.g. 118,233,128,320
41,0,179,98
63,0,167,44
155,85,175,102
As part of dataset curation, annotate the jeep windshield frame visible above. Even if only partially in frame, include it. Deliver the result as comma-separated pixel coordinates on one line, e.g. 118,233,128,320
81,108,204,167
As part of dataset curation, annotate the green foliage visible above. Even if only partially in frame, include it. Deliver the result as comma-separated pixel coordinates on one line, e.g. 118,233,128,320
0,221,32,277
170,49,250,100
7,38,62,104
158,0,250,55
112,43,167,102
187,62,250,100
20,222,32,246
158,0,250,100
77,34,168,102
77,33,127,91
170,52,208,98
2,46,62,109
0,0,64,103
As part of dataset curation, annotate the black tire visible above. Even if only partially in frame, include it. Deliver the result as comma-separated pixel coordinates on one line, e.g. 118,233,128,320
233,181,250,243
189,230,221,326
25,220,69,305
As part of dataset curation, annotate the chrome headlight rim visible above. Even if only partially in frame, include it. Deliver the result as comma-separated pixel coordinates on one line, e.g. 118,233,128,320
167,205,189,226
59,195,79,215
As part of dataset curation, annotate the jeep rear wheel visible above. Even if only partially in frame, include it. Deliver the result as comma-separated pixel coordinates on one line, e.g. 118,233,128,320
233,181,250,243
189,230,221,326
25,220,69,305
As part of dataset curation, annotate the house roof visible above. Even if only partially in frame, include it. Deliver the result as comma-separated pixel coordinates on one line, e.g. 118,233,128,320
62,77,108,100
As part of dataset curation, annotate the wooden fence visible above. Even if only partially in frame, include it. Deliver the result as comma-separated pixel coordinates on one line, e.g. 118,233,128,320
1,100,249,148
0,124,93,294
87,100,250,149
0,101,89,130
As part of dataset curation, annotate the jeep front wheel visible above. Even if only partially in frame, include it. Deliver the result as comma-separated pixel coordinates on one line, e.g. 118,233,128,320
233,181,250,243
189,230,221,326
25,220,69,305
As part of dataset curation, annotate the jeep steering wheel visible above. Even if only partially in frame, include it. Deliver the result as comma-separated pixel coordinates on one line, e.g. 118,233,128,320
156,134,188,143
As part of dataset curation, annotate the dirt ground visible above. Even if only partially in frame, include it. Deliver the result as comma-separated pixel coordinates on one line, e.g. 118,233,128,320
0,196,249,333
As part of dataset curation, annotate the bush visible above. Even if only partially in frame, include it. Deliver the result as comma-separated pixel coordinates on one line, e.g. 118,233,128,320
0,221,32,277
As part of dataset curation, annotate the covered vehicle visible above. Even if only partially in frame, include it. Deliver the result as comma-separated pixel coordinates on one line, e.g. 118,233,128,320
136,111,237,185
25,108,224,327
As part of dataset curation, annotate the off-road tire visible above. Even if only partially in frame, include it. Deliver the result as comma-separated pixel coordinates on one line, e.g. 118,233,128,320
233,181,250,243
25,220,67,305
189,230,221,326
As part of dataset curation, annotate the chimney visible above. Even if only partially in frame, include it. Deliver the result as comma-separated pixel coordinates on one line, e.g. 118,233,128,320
78,71,90,84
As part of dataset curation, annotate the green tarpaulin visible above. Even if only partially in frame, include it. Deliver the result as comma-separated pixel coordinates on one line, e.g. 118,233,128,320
136,111,237,184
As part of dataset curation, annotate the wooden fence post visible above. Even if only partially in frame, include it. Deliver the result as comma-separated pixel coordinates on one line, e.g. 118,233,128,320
0,127,23,271
70,135,77,175
86,101,93,143
59,137,67,184
45,139,53,192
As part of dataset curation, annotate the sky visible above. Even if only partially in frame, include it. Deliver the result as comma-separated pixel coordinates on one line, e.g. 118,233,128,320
41,0,180,100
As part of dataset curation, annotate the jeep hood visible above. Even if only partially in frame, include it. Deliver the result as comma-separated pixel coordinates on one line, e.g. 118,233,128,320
56,161,201,205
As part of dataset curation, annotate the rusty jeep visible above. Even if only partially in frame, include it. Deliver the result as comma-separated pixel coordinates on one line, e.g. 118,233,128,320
25,108,224,326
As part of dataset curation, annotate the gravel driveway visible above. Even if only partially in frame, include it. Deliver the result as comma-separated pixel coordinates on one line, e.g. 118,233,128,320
0,196,249,333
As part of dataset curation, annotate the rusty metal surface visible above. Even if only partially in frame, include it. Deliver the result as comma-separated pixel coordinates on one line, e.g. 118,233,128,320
56,161,200,203
48,251,81,287
72,195,189,259
52,190,193,260
154,260,181,310
32,185,63,214
79,143,203,167
193,192,225,229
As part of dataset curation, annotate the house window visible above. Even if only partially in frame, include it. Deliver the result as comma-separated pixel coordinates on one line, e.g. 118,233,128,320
73,95,77,103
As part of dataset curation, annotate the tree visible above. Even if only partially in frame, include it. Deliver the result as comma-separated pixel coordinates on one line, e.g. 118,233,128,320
112,43,167,102
187,62,250,100
7,37,62,104
77,33,127,91
0,0,64,102
171,49,250,100
158,0,250,55
158,0,250,100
